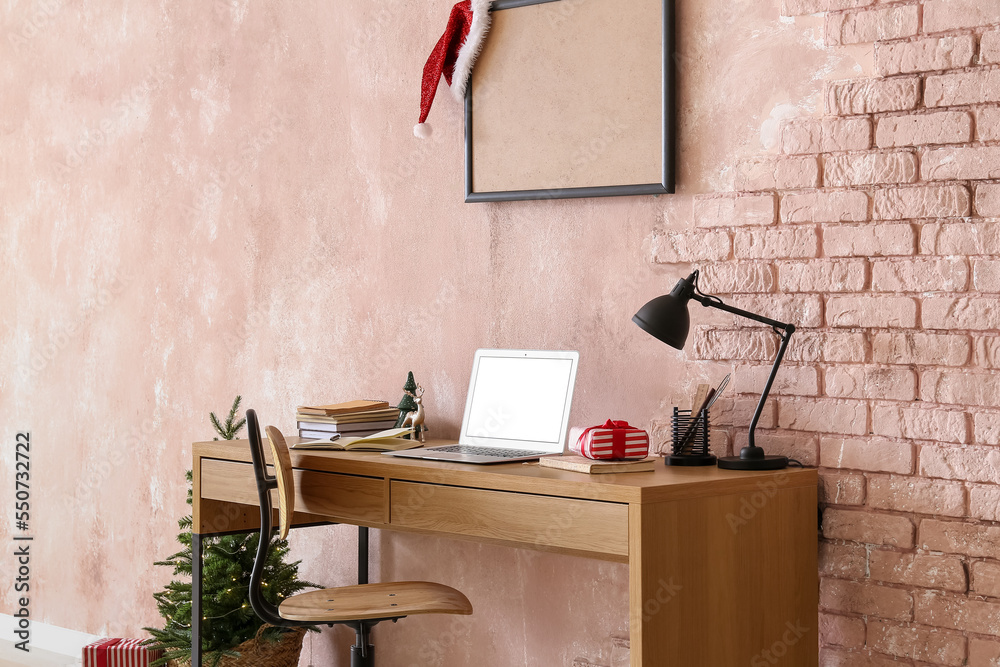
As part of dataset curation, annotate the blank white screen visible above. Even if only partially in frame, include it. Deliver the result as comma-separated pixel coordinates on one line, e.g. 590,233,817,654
464,356,574,444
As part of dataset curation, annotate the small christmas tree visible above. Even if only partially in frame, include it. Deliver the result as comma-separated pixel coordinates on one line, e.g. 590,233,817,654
393,371,419,437
144,396,317,667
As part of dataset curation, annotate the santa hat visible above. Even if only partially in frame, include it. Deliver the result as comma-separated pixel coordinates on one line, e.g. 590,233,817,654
414,0,493,139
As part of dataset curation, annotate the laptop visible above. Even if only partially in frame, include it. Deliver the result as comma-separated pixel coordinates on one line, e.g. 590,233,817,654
384,349,579,464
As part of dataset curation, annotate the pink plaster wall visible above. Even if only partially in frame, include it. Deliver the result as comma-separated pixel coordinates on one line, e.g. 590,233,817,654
1,1,846,665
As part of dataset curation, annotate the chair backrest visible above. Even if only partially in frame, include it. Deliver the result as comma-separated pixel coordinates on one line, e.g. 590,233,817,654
245,409,286,626
264,425,295,540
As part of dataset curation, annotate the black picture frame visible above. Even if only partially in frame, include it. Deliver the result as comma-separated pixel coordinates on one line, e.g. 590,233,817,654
464,0,675,203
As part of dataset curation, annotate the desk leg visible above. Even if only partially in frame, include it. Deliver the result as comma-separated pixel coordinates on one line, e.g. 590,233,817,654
358,526,369,585
192,532,203,667
629,484,818,666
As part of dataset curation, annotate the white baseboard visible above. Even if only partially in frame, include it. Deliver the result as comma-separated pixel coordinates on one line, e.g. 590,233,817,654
0,614,98,658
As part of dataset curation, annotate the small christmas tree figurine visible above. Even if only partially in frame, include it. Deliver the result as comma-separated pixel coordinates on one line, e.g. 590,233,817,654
394,371,420,437
144,396,317,667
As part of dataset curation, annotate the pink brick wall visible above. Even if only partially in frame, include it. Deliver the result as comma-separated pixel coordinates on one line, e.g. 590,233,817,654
653,2,1000,663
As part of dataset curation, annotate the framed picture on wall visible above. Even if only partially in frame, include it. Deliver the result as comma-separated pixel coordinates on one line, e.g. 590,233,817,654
464,0,675,203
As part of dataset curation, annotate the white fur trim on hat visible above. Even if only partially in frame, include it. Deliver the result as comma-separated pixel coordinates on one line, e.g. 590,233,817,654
449,0,493,102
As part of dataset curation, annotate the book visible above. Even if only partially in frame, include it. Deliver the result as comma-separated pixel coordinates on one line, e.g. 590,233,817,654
538,455,656,474
296,420,398,434
299,428,384,440
294,408,401,424
297,400,390,417
290,427,422,451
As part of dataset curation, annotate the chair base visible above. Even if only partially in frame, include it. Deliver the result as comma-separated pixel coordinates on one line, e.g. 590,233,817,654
351,643,374,667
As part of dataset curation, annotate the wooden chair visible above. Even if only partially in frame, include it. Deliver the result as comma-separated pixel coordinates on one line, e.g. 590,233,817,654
245,409,473,666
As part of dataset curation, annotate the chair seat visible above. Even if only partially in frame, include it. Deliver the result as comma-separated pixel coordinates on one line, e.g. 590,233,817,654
278,581,473,622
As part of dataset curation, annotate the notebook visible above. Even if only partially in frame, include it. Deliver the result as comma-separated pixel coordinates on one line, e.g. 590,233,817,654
384,349,579,464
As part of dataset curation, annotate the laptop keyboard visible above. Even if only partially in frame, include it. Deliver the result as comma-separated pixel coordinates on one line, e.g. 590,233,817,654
431,445,548,458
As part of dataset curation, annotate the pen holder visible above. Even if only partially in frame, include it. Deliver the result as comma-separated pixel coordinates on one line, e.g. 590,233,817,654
665,406,716,466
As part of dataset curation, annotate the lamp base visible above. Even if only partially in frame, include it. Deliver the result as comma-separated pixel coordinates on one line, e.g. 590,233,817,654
717,454,788,470
665,453,717,467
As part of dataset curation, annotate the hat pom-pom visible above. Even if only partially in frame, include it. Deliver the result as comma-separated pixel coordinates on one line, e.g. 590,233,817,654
413,122,433,139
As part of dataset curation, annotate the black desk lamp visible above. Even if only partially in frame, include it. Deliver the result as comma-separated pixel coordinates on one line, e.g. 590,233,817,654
633,270,795,470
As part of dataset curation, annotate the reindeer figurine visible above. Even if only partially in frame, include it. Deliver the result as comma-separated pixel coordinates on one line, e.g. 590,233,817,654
401,384,426,442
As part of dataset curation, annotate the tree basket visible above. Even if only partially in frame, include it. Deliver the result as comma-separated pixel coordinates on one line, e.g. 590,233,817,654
168,626,305,667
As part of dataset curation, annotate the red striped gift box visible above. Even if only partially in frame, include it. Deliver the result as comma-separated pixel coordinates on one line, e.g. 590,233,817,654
83,638,162,667
571,420,649,460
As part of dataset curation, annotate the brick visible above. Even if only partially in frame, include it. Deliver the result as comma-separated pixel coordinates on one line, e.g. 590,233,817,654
820,470,867,505
820,613,865,649
873,406,968,443
691,326,778,362
970,638,1000,665
975,259,1000,293
972,560,1000,598
735,156,821,191
873,184,971,220
781,0,873,16
869,551,967,592
976,183,1000,218
985,31,1000,64
824,223,915,257
926,70,1000,108
734,364,819,396
823,508,914,548
922,222,1000,256
693,193,776,228
819,540,868,578
876,112,972,149
867,619,967,666
827,77,921,115
979,107,1000,142
713,396,778,429
867,475,966,516
970,484,1000,521
651,230,730,263
779,398,867,435
733,227,819,260
872,332,970,367
819,577,913,619
781,117,872,154
922,520,1000,560
825,151,918,186
923,297,1000,330
874,35,976,77
700,263,775,294
778,259,866,293
921,445,1000,483
871,258,969,292
922,369,1000,407
827,296,917,327
825,365,917,401
821,436,913,473
780,190,869,224
915,592,1000,636
975,411,1000,445
731,294,824,328
733,430,819,465
923,0,1000,33
826,5,919,46
820,648,912,667
923,146,1000,181
788,331,868,363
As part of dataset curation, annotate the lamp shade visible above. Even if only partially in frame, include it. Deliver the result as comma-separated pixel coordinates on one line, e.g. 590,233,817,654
632,292,690,350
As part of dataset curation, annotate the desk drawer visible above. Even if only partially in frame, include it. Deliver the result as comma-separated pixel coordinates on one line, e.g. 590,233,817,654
201,459,385,524
389,481,628,558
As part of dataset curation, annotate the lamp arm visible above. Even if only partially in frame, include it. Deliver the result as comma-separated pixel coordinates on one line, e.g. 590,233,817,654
691,292,792,331
747,325,795,449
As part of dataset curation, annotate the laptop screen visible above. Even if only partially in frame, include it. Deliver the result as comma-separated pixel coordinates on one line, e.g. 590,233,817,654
460,350,579,452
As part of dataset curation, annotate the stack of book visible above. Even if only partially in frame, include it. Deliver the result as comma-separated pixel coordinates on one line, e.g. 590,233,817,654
297,400,401,441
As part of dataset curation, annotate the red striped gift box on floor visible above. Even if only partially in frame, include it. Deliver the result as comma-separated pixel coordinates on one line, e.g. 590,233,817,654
83,638,163,667
570,420,650,460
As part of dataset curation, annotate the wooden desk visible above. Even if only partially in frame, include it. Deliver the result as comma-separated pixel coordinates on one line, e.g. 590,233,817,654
193,438,819,666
